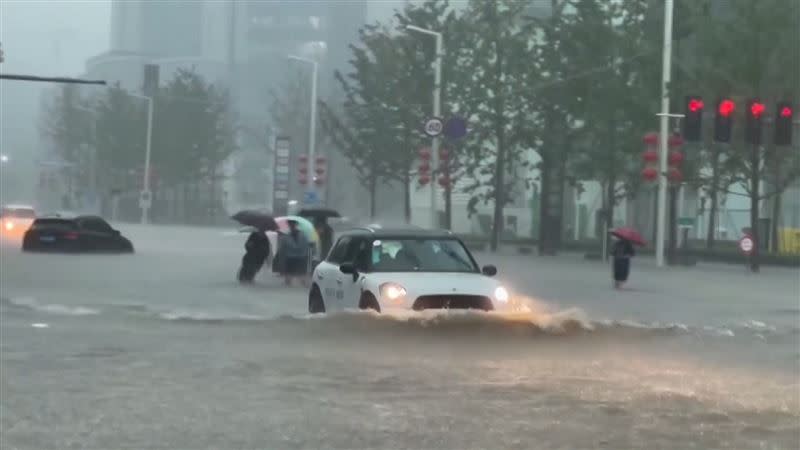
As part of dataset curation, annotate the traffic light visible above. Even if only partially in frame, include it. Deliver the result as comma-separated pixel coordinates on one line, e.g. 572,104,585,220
745,99,765,145
775,101,793,146
683,96,703,141
714,98,735,143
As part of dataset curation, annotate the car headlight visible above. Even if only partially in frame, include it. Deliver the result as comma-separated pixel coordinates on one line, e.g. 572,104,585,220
494,286,509,303
4,221,13,231
380,282,407,301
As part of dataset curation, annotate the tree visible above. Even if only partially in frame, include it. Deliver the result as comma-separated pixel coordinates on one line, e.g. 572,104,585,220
40,84,95,200
455,0,531,251
92,83,147,193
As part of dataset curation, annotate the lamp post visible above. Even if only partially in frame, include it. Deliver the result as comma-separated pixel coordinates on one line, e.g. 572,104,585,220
655,0,675,267
288,55,319,205
125,92,154,224
406,25,443,229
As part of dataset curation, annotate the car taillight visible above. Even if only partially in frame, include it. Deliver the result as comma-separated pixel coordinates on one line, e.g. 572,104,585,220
64,232,79,240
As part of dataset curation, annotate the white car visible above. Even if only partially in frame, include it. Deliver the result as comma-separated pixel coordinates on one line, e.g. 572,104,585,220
308,227,513,314
1,204,36,237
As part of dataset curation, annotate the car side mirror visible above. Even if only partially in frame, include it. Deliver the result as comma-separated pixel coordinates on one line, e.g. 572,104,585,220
482,265,497,276
339,262,356,274
112,229,121,236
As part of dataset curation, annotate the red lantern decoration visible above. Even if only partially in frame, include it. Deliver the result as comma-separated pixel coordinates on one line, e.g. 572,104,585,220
298,166,308,174
641,167,658,182
298,155,309,163
642,132,659,146
419,162,430,173
315,156,326,165
667,167,682,183
642,149,658,163
668,134,684,148
314,176,325,185
419,174,431,185
668,151,684,166
438,176,450,188
418,147,431,160
299,175,308,185
439,148,449,160
315,166,324,175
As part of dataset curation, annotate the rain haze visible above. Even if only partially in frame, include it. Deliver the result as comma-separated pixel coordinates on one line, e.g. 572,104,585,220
1,1,799,449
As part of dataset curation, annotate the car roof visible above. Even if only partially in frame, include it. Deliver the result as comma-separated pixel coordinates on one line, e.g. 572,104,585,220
337,226,456,239
2,204,35,210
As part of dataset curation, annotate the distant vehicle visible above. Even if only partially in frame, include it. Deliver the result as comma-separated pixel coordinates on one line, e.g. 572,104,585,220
308,226,513,314
22,215,134,253
1,204,37,236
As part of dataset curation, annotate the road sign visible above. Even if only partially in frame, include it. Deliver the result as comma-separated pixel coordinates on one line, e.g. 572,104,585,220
303,190,319,205
739,235,754,255
444,117,467,140
678,217,695,227
138,190,152,209
423,117,444,137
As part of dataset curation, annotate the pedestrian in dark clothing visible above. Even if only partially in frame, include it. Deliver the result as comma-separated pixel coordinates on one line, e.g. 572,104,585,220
238,229,271,283
314,217,334,259
611,238,635,289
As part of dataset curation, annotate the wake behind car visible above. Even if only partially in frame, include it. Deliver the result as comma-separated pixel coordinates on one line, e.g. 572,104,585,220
22,215,134,253
1,204,36,237
308,226,514,314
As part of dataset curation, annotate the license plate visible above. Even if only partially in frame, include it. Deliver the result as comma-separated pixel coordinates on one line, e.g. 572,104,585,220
39,236,56,243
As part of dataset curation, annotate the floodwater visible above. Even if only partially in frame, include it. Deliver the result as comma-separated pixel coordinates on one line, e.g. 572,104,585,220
1,224,798,449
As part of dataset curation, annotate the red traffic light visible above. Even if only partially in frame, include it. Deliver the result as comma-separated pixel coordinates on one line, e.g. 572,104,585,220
641,167,658,182
750,102,765,118
688,98,704,112
780,106,793,118
718,99,735,117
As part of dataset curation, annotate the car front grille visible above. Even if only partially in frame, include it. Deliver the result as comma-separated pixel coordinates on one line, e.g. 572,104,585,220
412,295,494,311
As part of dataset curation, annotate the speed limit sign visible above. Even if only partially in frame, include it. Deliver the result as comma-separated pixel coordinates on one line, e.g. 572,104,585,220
739,235,754,255
423,117,444,137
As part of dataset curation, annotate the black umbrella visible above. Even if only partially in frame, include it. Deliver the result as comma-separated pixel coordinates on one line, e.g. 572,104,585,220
298,208,341,221
231,210,279,231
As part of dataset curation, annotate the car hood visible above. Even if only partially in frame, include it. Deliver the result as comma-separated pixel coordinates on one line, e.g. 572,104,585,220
366,271,502,297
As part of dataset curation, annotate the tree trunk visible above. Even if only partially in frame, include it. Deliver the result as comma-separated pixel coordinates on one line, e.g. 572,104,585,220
444,181,452,230
771,192,781,253
369,176,377,219
403,172,411,224
749,144,761,273
667,185,679,265
706,146,720,249
603,178,616,262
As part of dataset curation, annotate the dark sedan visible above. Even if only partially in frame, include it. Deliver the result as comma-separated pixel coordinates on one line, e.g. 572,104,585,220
22,216,134,253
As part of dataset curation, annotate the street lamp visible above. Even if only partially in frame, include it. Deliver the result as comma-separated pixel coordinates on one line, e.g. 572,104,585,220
125,91,154,224
0,154,8,163
406,24,443,229
288,54,319,205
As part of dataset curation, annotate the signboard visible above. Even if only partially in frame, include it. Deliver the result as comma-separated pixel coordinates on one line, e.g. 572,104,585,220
303,190,319,205
444,116,467,140
273,136,292,215
678,217,695,227
423,117,444,137
739,235,754,255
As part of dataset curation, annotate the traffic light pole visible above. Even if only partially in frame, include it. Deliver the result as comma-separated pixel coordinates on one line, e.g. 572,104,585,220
655,0,675,268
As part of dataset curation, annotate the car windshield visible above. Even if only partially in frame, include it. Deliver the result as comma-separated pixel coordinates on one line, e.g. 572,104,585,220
2,208,35,219
368,238,478,273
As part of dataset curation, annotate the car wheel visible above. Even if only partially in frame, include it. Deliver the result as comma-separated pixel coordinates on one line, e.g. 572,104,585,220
359,292,381,313
308,285,326,314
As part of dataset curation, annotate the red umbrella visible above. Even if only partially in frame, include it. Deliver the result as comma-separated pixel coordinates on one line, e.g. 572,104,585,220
611,227,646,246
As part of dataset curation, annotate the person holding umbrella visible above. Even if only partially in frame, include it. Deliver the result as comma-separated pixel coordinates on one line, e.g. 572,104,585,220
610,227,645,289
230,210,278,284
